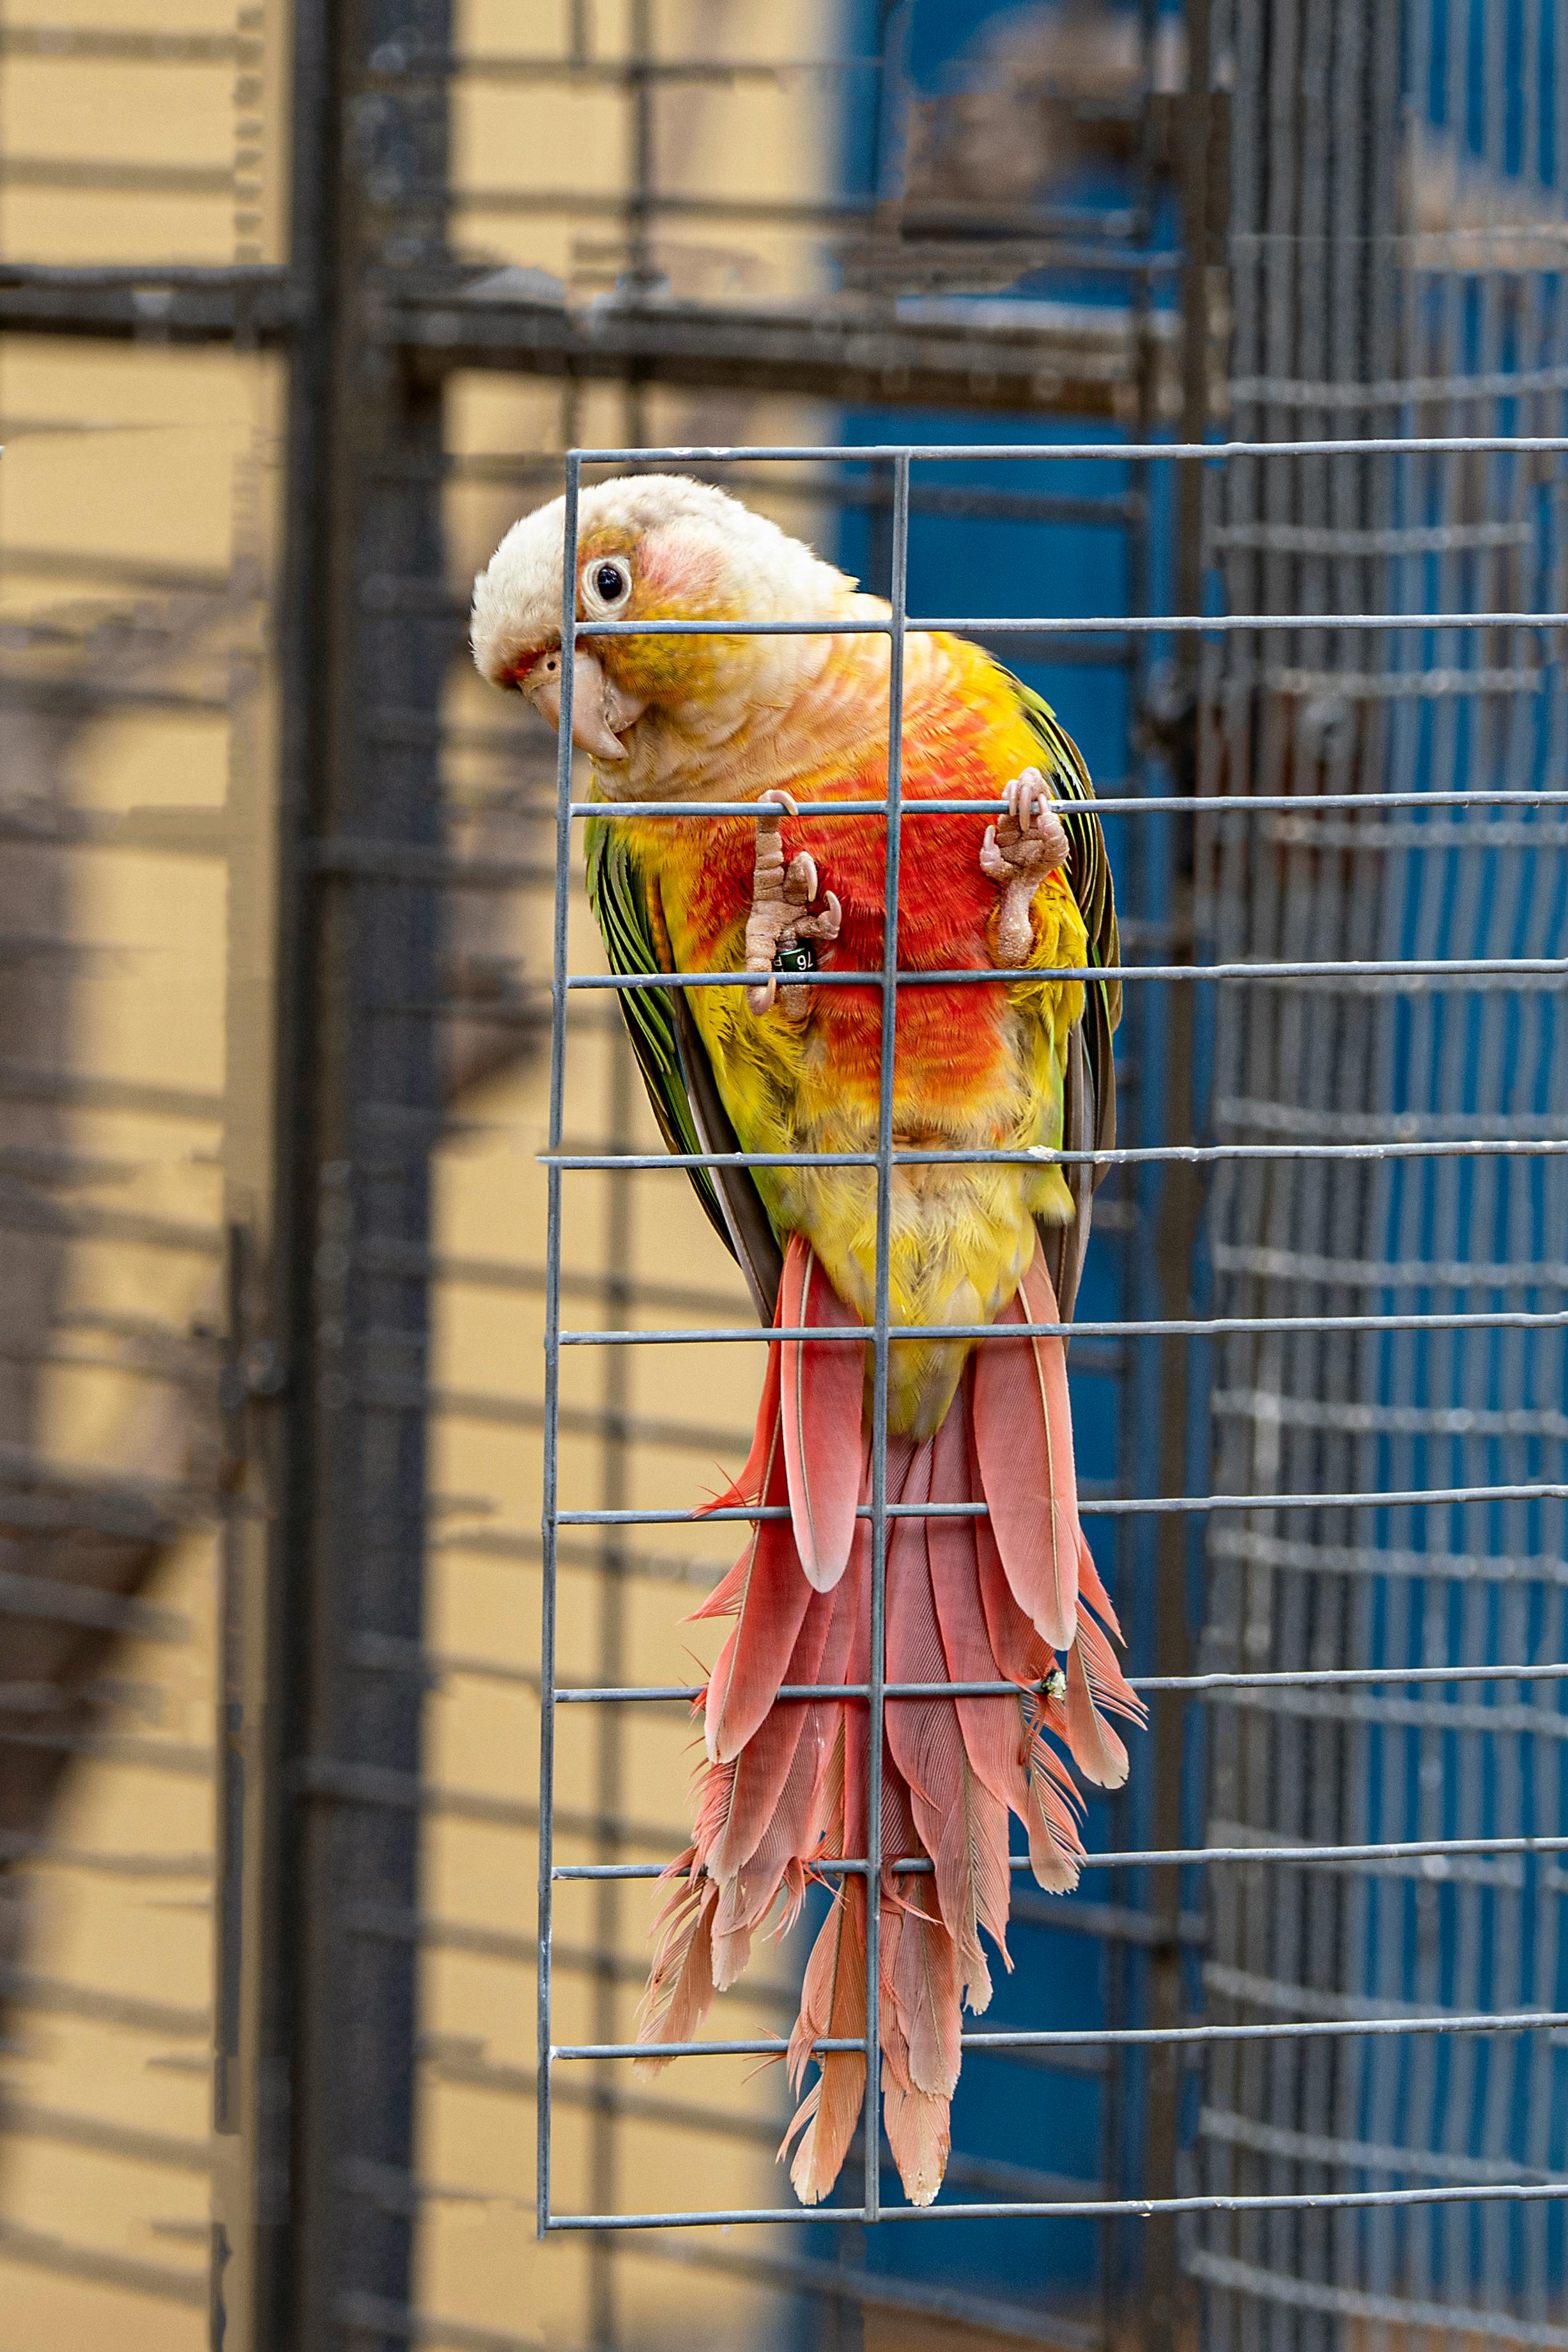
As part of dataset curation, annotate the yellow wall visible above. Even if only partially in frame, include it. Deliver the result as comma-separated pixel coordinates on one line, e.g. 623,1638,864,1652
0,2,836,2345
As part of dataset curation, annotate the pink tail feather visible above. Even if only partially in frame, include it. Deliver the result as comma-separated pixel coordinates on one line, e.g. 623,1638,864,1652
780,1232,866,1590
702,1406,815,1764
636,1236,1139,2208
971,1252,1086,1649
632,1845,723,2077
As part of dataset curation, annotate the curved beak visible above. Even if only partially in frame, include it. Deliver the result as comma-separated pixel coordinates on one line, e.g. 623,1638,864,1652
519,647,647,763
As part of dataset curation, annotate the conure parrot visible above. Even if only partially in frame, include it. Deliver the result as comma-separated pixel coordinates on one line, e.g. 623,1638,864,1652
472,474,1141,2209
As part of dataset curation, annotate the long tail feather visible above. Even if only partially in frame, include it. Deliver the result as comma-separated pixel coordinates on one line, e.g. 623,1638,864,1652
781,1878,867,2204
645,1238,1140,2213
694,1325,781,1519
967,1390,1057,1688
891,1888,961,2102
703,1404,814,1764
971,1247,1084,1649
886,1443,1009,2010
928,1401,1032,1816
884,1893,959,2205
780,1234,866,1591
883,2083,953,2208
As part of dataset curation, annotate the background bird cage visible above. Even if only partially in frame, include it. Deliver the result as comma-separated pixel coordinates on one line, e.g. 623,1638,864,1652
0,4,1564,2352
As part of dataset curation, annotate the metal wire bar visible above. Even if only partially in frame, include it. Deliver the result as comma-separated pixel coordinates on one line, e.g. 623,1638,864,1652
548,2006,1568,2059
566,610,1568,636
542,2180,1568,2229
555,1829,1568,1881
859,447,909,2220
548,1137,1568,1166
1192,2104,1555,2187
567,433,1568,460
564,789,1568,814
564,958,1568,985
553,1661,1568,1703
556,1309,1568,1341
556,1481,1568,1523
533,454,580,2242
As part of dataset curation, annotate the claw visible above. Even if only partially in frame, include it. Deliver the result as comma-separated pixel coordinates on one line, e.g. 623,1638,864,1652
745,794,841,1018
981,765,1068,967
787,850,819,906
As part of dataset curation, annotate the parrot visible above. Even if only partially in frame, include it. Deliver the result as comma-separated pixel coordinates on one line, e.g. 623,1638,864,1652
472,473,1141,2209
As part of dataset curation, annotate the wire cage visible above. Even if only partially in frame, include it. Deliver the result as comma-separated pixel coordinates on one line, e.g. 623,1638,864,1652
532,394,1568,2317
0,3,1566,2351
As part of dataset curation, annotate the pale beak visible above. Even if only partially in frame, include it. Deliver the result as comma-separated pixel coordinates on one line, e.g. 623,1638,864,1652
520,647,647,763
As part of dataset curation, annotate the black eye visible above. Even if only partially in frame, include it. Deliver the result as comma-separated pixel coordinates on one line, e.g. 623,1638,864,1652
594,562,628,602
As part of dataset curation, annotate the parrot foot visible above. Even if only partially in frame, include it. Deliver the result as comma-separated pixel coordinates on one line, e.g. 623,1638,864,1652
744,790,842,1019
980,767,1069,967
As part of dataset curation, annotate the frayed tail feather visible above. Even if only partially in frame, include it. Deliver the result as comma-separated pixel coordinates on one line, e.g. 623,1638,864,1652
632,1852,721,2080
780,1877,868,2203
779,1233,865,1592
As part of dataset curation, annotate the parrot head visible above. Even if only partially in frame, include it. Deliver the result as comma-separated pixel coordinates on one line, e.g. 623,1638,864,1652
470,474,860,795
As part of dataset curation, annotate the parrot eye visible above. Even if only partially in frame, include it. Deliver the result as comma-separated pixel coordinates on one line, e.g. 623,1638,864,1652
585,557,632,610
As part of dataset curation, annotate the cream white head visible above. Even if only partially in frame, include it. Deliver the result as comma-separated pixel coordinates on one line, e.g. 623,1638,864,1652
470,473,860,796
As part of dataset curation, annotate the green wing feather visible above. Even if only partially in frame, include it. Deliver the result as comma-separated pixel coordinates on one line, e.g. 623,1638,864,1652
585,815,787,1327
1009,674,1121,1171
1011,677,1121,1028
583,815,733,1252
986,671,1121,1315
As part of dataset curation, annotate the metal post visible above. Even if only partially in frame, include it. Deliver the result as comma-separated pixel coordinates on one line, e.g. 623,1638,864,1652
211,2,452,2346
537,456,584,2243
587,1026,637,2348
863,450,911,2224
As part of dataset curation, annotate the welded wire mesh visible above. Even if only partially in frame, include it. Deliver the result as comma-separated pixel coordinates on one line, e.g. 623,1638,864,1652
530,417,1568,2352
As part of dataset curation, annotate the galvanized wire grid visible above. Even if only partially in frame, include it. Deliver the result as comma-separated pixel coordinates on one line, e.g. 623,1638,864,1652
534,434,1568,2259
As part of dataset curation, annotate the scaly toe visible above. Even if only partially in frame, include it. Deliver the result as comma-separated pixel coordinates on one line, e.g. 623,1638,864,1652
787,850,819,904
